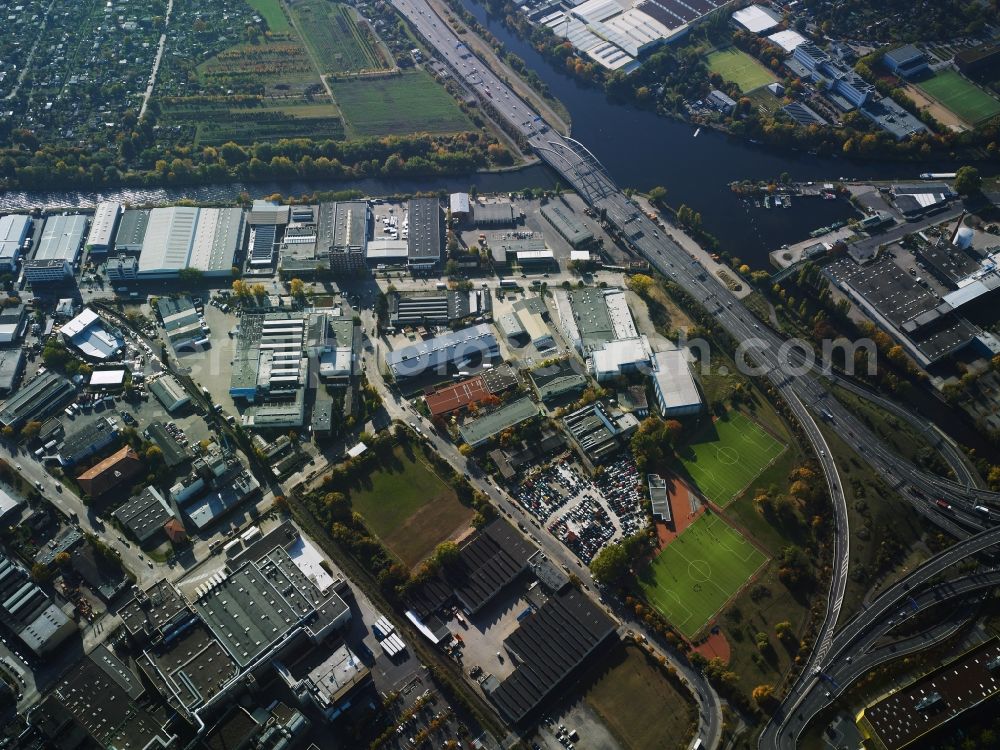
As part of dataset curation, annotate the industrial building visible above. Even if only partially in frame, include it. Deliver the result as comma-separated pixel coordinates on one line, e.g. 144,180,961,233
0,348,24,395
105,254,139,283
956,44,1000,75
407,197,443,269
790,42,874,110
388,288,492,327
767,29,807,53
529,359,588,404
230,312,308,411
487,586,616,725
891,183,953,218
0,302,26,345
365,238,409,265
277,206,325,277
563,400,639,465
60,307,125,360
136,206,244,277
25,213,88,283
113,208,151,253
826,258,980,367
57,416,119,466
113,487,175,544
651,348,703,416
321,200,370,274
0,214,32,272
0,370,75,430
386,323,498,379
76,445,144,498
473,202,517,227
856,638,1000,750
149,374,191,413
0,551,77,656
157,295,207,351
449,192,471,221
425,364,517,416
408,519,535,623
553,286,638,354
459,396,540,447
590,336,653,381
180,460,261,529
538,0,714,72
85,201,122,255
540,203,594,248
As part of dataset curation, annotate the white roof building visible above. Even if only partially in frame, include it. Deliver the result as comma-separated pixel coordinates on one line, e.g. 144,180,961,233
139,207,244,277
85,202,122,251
732,4,783,34
768,29,808,53
61,308,125,360
450,192,471,215
590,336,653,381
33,214,88,263
651,349,702,416
0,215,31,270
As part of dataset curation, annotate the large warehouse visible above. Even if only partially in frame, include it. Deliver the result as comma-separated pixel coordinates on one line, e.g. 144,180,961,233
0,214,31,272
386,323,498,379
25,214,89,283
85,202,122,255
651,348,702,416
137,206,245,278
60,308,125,361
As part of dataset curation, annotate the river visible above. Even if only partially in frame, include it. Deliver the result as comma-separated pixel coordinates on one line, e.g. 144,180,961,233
0,0,962,268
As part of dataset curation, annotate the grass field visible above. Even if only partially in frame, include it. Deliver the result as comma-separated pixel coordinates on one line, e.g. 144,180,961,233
161,99,344,145
917,69,1000,125
247,0,291,33
348,447,474,568
290,0,388,74
583,643,697,750
638,513,767,639
331,70,474,137
674,412,785,507
705,47,776,92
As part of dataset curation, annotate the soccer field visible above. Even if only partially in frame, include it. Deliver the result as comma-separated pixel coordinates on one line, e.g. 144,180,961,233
638,513,767,639
705,48,776,93
917,70,1000,125
674,412,784,507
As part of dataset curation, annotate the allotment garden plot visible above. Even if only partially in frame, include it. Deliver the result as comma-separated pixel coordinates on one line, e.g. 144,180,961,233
289,0,391,74
638,513,766,639
512,455,644,563
674,412,784,508
348,446,474,569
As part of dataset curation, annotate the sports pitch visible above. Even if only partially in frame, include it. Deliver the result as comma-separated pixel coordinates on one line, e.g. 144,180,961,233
705,48,776,93
674,412,784,507
638,513,767,639
916,70,1000,125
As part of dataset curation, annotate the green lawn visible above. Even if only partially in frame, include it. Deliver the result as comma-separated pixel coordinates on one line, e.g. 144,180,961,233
673,412,785,508
917,69,1000,125
705,47,776,93
583,643,697,750
348,447,474,568
246,0,291,33
639,513,767,639
330,70,474,137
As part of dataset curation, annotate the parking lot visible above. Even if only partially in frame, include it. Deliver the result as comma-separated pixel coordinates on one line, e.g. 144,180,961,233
513,455,645,563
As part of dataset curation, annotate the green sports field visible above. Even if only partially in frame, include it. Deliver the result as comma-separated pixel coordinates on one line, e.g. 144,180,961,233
674,412,784,507
705,48,776,93
917,69,1000,125
638,513,767,638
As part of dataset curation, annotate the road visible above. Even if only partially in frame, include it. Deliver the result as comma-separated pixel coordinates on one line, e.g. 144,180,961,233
139,0,174,120
388,0,1000,746
766,524,1000,748
354,309,725,748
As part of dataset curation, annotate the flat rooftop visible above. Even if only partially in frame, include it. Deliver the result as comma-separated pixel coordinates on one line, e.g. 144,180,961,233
459,396,539,447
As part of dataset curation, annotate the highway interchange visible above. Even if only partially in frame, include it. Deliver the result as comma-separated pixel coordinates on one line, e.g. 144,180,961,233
387,1,1000,747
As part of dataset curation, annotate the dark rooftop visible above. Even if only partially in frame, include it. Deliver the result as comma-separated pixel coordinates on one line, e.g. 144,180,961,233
859,638,1000,750
407,198,442,263
489,586,617,725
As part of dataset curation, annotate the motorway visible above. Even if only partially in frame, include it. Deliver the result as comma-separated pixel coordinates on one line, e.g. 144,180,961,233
384,2,1000,747
767,523,1000,747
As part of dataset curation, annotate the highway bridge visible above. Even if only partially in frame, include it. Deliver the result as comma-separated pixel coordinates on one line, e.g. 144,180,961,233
387,1,1000,746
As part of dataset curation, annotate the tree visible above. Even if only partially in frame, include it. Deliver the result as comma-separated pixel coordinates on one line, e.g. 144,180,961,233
648,185,668,206
21,421,42,440
752,683,778,712
31,562,54,582
433,541,461,570
954,165,981,196
289,278,306,300
178,267,204,282
54,551,72,567
589,540,632,582
627,274,655,296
